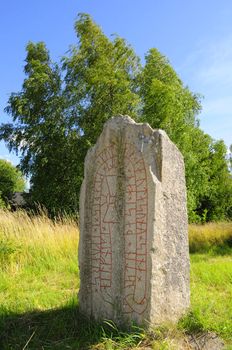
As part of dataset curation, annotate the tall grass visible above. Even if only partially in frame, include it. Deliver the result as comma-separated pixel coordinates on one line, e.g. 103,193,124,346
0,209,79,315
0,209,79,268
189,222,232,253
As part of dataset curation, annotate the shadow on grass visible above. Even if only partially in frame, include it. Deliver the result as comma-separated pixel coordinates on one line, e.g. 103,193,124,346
189,244,232,255
0,301,107,350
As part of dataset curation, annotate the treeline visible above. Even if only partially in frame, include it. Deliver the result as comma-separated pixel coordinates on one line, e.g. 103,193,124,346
0,13,231,222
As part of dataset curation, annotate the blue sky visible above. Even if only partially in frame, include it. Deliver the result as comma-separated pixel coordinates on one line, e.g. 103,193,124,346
0,0,232,165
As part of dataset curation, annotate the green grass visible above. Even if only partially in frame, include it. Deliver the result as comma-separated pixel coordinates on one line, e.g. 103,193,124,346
0,210,232,349
189,254,232,340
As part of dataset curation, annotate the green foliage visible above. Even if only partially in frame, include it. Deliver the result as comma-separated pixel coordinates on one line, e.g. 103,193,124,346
186,133,232,223
228,144,232,173
140,49,232,222
0,159,25,207
0,13,231,221
63,13,141,145
0,42,81,215
195,140,232,221
140,48,201,143
0,191,6,209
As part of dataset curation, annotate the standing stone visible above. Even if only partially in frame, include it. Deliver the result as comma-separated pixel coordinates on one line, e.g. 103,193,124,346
79,116,190,327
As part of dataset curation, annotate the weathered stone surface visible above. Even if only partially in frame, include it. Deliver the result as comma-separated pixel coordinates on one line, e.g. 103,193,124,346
79,115,190,326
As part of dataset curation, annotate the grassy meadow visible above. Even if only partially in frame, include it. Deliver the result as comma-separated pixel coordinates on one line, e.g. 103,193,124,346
0,209,231,349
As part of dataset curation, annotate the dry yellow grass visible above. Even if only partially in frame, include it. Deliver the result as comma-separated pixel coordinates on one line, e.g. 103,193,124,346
189,222,232,253
0,209,79,269
1,209,231,258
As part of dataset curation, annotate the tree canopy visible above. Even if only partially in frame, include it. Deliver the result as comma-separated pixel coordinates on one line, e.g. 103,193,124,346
0,13,231,221
0,159,25,208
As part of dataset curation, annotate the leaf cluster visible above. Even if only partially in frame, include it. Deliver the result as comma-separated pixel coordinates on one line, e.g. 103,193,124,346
0,159,25,207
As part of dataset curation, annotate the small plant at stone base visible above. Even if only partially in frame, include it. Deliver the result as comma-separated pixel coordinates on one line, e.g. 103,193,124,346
98,321,146,350
147,324,183,350
178,310,205,334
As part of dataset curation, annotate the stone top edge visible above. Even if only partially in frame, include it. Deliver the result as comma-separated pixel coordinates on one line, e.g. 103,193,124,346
105,115,170,140
105,115,163,133
86,115,184,162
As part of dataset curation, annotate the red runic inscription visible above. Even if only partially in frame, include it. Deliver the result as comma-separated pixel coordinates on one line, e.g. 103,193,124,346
90,143,148,315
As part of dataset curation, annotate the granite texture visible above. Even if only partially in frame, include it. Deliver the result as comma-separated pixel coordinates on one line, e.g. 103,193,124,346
78,115,190,327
